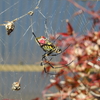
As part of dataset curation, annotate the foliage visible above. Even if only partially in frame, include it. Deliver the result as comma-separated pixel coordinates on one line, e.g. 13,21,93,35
38,1,100,100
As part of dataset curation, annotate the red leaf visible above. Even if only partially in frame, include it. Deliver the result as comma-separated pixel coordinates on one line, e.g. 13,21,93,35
31,98,40,100
66,19,74,35
87,2,96,9
68,0,100,19
42,66,51,74
58,32,70,37
42,78,60,95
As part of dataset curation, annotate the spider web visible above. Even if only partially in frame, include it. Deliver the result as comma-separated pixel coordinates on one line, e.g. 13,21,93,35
0,0,99,100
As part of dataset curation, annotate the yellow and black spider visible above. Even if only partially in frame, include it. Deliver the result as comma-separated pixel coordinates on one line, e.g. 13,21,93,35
32,32,71,61
31,31,73,75
30,18,73,75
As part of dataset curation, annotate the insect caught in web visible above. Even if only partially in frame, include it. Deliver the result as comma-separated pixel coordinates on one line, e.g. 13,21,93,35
0,11,33,35
12,76,22,91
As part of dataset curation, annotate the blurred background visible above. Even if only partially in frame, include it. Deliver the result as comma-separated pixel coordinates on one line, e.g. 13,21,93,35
0,0,99,100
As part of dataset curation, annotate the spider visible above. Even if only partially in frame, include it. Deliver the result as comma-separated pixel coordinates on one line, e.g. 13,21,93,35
31,31,74,75
12,77,22,91
32,32,71,62
30,17,73,74
0,11,33,35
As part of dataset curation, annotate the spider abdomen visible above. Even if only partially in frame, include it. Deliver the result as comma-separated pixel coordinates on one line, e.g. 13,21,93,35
41,44,56,52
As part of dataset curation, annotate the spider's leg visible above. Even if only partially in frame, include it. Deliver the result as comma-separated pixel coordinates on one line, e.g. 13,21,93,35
47,62,54,68
44,66,64,75
41,53,53,66
49,53,59,56
47,60,74,69
42,60,62,75
42,58,74,75
44,67,57,75
31,18,42,47
40,53,47,66
41,59,55,75
42,57,74,75
52,35,61,44
65,60,74,66
41,50,53,61
62,60,74,68
32,32,37,38
45,60,74,75
50,44,72,56
32,31,45,51
41,57,57,75
31,17,37,39
32,32,40,44
40,58,46,66
61,44,72,53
